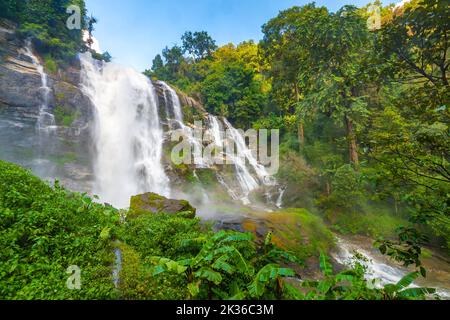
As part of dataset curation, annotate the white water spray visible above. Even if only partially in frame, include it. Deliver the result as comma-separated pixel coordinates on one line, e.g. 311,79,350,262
80,53,170,208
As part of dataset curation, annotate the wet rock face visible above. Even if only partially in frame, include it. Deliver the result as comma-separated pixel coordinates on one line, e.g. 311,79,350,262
0,21,95,190
0,24,94,128
0,28,42,117
130,192,196,218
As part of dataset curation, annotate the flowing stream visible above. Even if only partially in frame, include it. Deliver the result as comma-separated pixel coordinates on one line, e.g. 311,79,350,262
332,235,450,299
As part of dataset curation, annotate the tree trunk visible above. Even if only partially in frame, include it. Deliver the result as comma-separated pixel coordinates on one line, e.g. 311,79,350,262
345,116,359,167
294,83,304,149
298,121,304,148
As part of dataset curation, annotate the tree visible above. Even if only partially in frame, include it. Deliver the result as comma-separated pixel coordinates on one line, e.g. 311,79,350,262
261,4,330,149
152,54,164,72
10,0,88,61
0,0,25,20
301,6,375,166
199,42,268,128
182,31,218,62
367,0,450,247
161,45,186,81
85,14,98,50
379,0,449,87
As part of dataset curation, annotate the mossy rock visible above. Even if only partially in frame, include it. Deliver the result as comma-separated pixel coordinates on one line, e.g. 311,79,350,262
129,192,196,219
242,208,335,262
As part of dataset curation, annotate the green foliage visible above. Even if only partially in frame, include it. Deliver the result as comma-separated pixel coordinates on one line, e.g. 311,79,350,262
0,160,118,299
147,230,300,300
376,227,430,275
11,0,89,63
181,31,217,61
320,164,365,211
117,212,204,260
297,252,436,300
54,105,80,127
0,160,440,300
43,54,58,74
199,42,268,128
331,210,409,239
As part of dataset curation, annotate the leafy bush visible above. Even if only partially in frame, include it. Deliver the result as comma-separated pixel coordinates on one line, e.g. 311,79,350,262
53,105,80,127
0,160,119,299
292,252,436,300
43,54,57,74
0,160,438,300
148,231,299,300
319,164,365,211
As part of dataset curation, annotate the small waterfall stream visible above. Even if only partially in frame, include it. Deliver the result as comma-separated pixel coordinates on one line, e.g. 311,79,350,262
18,41,59,181
20,41,56,133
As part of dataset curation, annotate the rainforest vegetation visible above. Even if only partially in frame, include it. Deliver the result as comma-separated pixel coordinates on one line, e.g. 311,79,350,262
146,0,449,251
0,0,448,300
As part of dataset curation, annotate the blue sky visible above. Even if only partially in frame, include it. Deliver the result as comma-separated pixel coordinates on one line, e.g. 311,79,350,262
85,0,394,71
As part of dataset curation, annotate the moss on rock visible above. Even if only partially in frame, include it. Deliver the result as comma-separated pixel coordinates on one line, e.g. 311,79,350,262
242,208,335,262
129,192,196,219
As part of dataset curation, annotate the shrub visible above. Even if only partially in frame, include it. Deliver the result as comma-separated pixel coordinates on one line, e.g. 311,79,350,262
0,160,119,299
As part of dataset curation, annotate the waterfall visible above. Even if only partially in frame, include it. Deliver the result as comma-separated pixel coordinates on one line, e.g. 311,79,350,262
17,41,59,181
79,53,170,208
20,41,56,133
206,115,277,205
224,118,275,186
157,81,183,123
158,81,206,167
276,187,285,208
208,115,223,148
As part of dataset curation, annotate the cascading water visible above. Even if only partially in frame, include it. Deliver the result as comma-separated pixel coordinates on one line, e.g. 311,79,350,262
276,187,285,208
207,115,277,205
17,41,59,181
20,41,56,133
158,81,183,123
79,53,170,208
333,236,450,299
159,80,206,167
